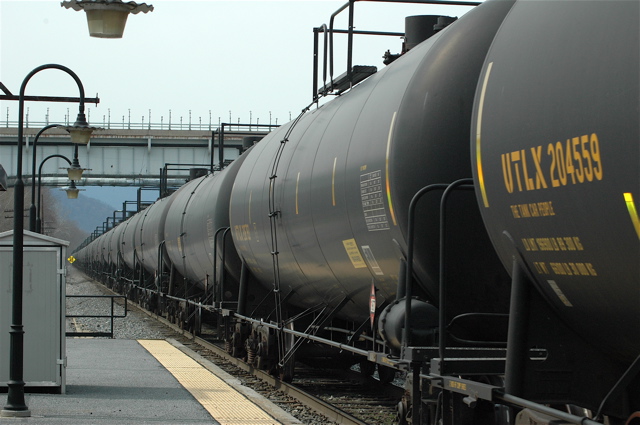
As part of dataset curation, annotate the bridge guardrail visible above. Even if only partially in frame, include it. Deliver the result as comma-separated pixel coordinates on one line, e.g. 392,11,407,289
3,114,283,132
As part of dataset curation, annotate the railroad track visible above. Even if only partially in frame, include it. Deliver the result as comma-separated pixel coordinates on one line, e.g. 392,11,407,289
69,269,403,425
142,308,403,425
184,336,402,425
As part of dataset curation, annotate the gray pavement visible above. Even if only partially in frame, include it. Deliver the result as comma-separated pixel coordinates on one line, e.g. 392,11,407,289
0,338,217,424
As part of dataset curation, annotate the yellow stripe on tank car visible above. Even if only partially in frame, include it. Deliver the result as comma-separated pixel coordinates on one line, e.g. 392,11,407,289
248,190,252,224
295,172,300,215
476,61,493,208
385,112,398,226
332,157,337,206
624,192,640,239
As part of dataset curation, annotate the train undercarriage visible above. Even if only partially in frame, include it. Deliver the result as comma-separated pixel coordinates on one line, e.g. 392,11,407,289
75,247,639,425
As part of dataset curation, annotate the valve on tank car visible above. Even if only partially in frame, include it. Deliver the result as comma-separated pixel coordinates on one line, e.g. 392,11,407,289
383,14,458,65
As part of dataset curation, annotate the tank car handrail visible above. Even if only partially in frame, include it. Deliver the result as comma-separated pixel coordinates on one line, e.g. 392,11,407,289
404,182,449,348
313,24,330,99
446,312,508,347
403,180,476,374
219,227,231,304
313,0,480,101
212,123,276,172
438,178,474,370
156,241,166,294
212,227,230,307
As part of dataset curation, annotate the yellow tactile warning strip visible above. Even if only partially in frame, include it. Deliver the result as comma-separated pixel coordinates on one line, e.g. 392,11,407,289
138,339,281,425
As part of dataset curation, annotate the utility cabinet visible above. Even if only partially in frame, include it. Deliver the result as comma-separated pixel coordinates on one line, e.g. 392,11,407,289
0,230,68,394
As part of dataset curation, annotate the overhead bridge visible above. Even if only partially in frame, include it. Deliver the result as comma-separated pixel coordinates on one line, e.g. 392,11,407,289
0,124,273,188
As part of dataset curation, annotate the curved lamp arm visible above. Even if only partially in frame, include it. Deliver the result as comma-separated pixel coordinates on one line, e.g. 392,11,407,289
29,124,61,230
35,154,72,233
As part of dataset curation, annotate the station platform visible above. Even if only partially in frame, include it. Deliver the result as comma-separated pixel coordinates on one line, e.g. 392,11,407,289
0,338,302,424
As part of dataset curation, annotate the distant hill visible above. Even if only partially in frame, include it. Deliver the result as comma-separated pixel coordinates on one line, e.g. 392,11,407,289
0,185,150,251
49,188,117,234
0,186,97,251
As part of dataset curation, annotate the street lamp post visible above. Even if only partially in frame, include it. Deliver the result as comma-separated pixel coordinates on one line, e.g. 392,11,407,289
1,64,96,418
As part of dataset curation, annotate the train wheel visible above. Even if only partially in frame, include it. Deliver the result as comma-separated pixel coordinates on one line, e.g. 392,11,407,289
396,399,409,425
231,331,245,358
256,341,267,370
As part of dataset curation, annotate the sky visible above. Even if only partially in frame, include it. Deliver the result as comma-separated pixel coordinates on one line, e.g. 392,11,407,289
0,0,476,128
1,0,477,208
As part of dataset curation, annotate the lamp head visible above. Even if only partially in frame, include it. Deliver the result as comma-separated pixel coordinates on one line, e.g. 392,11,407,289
85,2,131,38
66,165,85,181
62,180,84,199
63,112,99,144
61,0,154,39
65,153,90,181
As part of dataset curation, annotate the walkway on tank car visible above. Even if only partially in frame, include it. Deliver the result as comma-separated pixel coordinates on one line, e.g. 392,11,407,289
0,338,300,425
